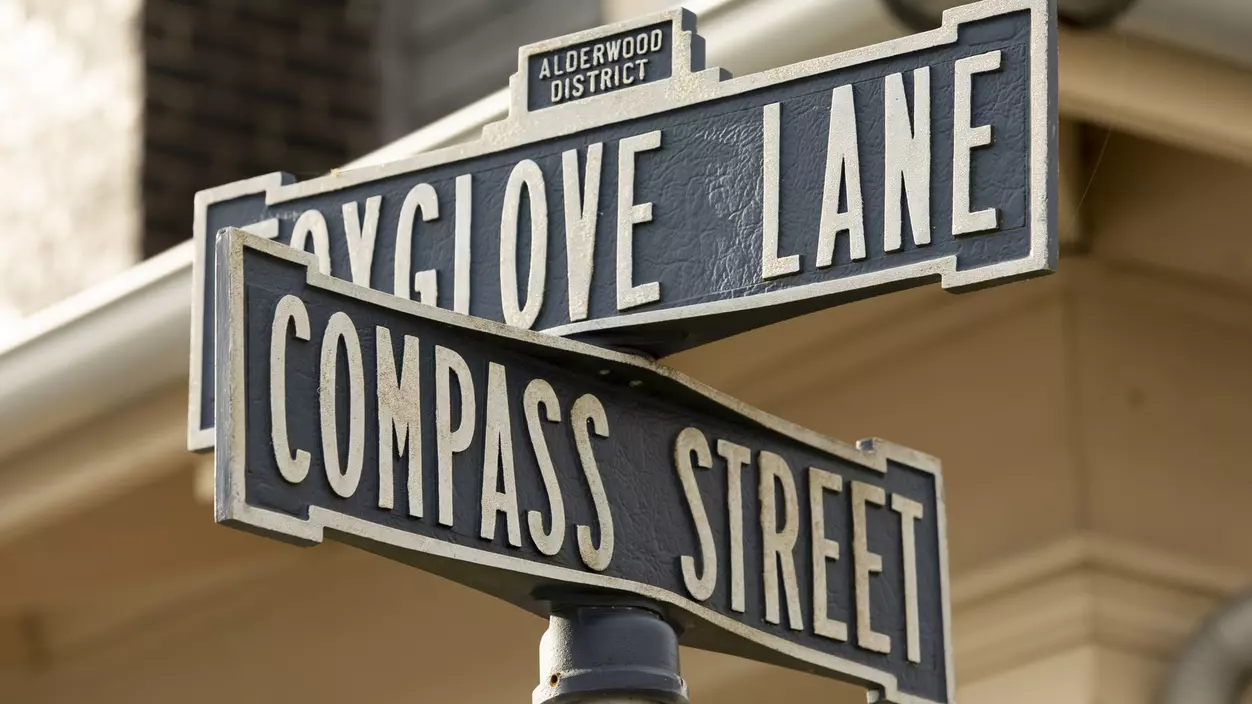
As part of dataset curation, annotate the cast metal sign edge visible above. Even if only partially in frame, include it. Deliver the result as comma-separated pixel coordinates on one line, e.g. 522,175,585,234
188,0,1055,451
214,228,956,704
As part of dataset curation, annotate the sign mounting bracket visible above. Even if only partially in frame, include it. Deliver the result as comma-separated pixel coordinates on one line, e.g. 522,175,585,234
533,593,687,704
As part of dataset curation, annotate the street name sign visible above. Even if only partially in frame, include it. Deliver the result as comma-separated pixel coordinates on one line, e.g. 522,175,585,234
189,0,1056,450
216,229,955,704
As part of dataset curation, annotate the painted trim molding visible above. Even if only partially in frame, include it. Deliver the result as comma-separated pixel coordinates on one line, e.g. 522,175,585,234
950,533,1248,682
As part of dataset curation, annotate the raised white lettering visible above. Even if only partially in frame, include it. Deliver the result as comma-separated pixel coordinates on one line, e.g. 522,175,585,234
760,451,803,630
394,183,439,304
717,439,750,613
243,218,279,239
319,311,365,499
952,50,1002,236
342,196,381,285
616,130,662,310
270,294,310,483
852,481,891,653
761,102,799,280
454,174,472,314
572,393,614,571
500,160,548,329
480,363,522,547
675,427,717,601
524,378,565,556
809,467,848,641
892,494,924,663
816,85,866,266
435,345,475,527
563,144,603,322
376,327,421,514
291,209,331,275
884,68,932,251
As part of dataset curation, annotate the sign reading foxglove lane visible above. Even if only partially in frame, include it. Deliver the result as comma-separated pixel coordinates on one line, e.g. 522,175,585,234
216,230,956,704
192,0,1054,454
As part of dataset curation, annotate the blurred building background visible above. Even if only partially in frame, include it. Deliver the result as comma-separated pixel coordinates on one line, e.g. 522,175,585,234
2,0,1252,702
0,0,599,318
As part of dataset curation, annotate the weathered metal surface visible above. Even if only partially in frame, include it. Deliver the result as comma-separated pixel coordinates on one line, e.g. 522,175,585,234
190,0,1056,449
215,229,955,703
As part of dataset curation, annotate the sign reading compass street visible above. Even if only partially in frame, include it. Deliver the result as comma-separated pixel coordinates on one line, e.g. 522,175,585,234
216,230,955,704
189,0,1056,450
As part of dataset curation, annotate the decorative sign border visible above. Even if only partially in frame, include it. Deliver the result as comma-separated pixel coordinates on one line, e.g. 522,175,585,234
215,229,956,704
191,0,1054,458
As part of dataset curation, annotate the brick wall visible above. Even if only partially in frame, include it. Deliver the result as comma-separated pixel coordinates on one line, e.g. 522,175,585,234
141,0,382,256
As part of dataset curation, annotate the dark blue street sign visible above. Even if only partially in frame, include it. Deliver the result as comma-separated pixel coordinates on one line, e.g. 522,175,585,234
190,0,1055,449
216,229,955,703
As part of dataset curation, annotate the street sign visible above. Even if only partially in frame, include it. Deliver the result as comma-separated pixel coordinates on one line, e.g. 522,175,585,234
216,229,956,704
190,0,1056,449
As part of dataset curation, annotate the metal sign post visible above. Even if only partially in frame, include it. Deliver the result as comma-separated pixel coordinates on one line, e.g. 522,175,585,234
533,595,686,704
202,0,1056,701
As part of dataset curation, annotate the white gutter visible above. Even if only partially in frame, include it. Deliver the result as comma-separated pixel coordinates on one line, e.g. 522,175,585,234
0,242,193,461
0,0,908,464
7,0,1252,468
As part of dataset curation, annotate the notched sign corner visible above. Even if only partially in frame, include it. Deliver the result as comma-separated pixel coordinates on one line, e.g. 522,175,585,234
507,7,712,116
214,228,957,703
189,0,1054,451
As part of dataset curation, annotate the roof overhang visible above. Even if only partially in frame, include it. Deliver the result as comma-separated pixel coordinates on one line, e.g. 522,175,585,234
4,0,1252,532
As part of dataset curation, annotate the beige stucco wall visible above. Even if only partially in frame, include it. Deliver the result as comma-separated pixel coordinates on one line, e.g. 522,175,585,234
0,0,142,328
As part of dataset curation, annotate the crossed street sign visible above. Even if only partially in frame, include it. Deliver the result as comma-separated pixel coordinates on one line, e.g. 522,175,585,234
190,0,1055,450
203,1,1055,702
218,229,954,704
